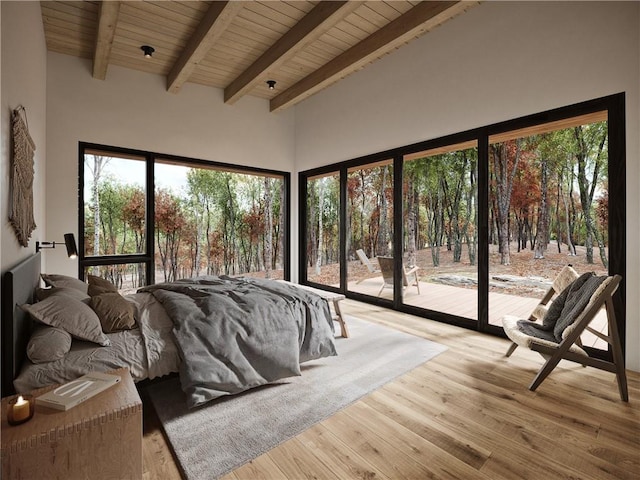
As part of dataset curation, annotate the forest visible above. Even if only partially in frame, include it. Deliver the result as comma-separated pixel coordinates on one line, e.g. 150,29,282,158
84,120,608,292
84,156,285,289
306,121,609,284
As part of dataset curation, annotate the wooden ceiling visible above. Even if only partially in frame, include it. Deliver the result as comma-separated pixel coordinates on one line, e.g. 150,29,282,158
40,1,476,111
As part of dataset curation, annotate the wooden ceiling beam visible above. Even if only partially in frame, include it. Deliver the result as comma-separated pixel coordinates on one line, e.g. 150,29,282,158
224,1,361,105
167,1,244,94
270,1,471,112
92,1,121,80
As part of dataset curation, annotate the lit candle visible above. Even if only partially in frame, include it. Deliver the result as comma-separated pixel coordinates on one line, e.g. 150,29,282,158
12,396,30,422
7,395,34,425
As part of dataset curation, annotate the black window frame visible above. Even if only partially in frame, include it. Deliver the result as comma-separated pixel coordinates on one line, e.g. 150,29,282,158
299,93,626,360
78,142,291,284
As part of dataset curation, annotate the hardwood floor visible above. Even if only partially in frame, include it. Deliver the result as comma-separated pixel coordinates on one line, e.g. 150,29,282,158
141,299,640,480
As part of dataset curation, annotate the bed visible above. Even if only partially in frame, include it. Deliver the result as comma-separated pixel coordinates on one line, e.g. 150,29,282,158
2,254,337,408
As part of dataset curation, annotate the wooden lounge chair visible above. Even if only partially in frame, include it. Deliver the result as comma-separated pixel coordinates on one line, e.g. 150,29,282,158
355,249,380,284
356,249,380,274
377,256,421,297
501,265,627,401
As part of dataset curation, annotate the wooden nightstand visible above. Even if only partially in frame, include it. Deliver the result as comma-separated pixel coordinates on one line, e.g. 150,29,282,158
1,368,142,479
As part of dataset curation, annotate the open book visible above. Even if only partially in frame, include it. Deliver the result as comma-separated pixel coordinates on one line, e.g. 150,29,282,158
36,372,121,411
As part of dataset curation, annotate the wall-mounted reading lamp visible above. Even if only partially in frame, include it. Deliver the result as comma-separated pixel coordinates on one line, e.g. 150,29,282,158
36,233,78,259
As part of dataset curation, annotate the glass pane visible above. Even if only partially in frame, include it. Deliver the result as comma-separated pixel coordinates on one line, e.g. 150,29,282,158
154,160,285,283
83,264,146,295
346,161,394,297
83,152,146,256
489,117,609,350
402,143,478,318
306,172,340,287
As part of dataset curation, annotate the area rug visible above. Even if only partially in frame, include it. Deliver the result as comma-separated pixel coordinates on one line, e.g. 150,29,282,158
147,315,447,479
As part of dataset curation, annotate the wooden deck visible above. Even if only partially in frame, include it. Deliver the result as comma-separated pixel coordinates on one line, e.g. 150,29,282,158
344,277,609,350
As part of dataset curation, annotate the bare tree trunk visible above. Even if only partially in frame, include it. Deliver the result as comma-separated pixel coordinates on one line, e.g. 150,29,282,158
427,183,443,267
406,177,417,266
555,172,562,253
315,178,326,276
465,158,477,266
359,171,366,253
490,142,520,265
263,177,273,279
534,160,549,259
594,228,609,268
562,164,577,255
276,185,285,271
377,166,389,256
574,126,605,264
87,155,109,261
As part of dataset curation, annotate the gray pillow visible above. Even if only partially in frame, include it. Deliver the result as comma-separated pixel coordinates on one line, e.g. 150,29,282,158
87,274,118,297
41,273,88,293
36,286,91,304
27,325,72,364
21,296,110,346
90,293,136,333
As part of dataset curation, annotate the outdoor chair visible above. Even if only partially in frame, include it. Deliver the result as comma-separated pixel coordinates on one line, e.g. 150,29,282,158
355,249,380,283
377,256,421,297
356,249,380,274
501,265,627,401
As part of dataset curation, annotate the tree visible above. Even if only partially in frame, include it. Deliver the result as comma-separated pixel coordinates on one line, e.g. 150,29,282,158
315,177,327,276
263,176,273,278
155,189,185,282
464,150,478,266
441,151,469,263
403,160,421,267
574,123,607,265
423,157,445,267
595,191,609,268
490,140,522,265
85,155,110,257
121,186,146,287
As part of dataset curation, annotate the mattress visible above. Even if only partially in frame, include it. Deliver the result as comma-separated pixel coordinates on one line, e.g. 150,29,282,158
14,292,180,393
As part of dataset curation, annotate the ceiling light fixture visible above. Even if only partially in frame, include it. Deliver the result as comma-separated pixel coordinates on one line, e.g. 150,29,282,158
266,80,276,90
141,45,155,58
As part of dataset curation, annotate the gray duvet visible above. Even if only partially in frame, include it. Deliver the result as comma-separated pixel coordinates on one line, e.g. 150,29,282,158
140,276,337,408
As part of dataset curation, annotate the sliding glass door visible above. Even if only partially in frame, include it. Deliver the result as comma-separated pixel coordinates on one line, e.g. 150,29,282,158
488,112,611,351
299,94,625,354
345,160,395,299
305,172,340,288
402,142,478,319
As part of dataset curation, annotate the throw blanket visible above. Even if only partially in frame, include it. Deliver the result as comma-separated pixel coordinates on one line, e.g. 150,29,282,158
140,277,337,408
517,272,606,343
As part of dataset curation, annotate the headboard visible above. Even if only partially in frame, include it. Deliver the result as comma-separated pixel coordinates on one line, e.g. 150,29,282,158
2,252,41,396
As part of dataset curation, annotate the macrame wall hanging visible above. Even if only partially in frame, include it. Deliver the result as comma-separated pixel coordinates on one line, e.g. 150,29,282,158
9,105,37,247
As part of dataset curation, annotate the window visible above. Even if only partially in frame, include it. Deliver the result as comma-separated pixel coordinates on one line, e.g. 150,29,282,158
346,160,394,297
402,141,478,319
488,112,611,351
304,171,340,287
79,144,289,293
299,94,625,358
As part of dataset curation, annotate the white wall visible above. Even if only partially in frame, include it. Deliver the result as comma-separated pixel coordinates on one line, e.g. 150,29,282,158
294,2,640,371
0,1,47,273
45,53,295,275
